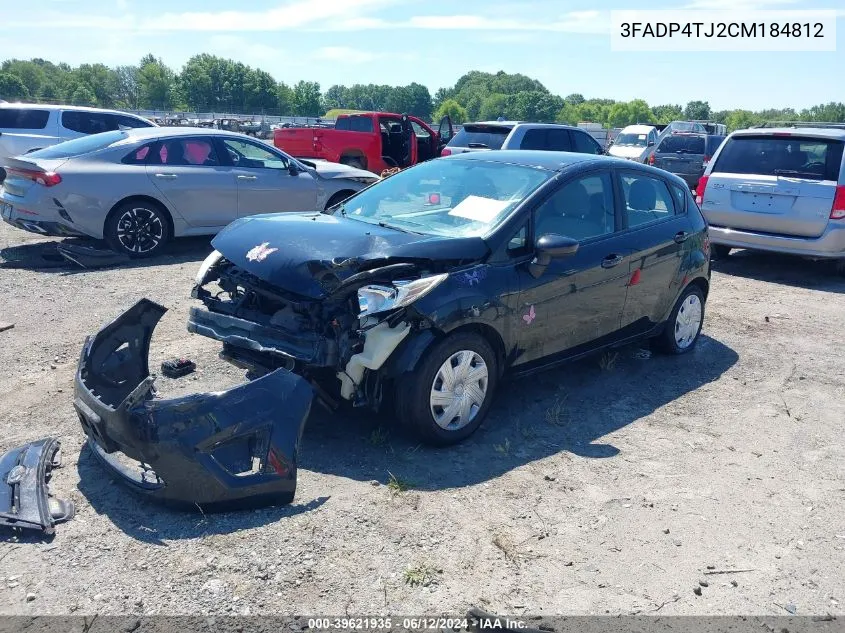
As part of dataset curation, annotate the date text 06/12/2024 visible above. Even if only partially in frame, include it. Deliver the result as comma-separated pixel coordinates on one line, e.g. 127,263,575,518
609,10,837,52
307,618,531,630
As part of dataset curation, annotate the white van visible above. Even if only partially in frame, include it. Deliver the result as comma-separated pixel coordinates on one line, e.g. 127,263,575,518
608,124,658,162
0,103,156,182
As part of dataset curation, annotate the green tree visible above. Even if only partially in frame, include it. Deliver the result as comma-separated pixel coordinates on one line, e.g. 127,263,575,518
478,94,511,121
801,102,845,122
1,59,46,97
725,109,757,132
276,82,293,115
292,80,322,116
684,100,711,120
138,56,174,109
0,72,30,100
651,104,683,123
69,83,96,105
114,65,139,109
564,93,585,106
72,63,119,107
433,99,468,124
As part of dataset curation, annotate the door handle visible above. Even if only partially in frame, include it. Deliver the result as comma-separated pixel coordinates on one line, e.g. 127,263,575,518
154,173,178,179
237,175,258,181
674,231,690,244
601,254,624,269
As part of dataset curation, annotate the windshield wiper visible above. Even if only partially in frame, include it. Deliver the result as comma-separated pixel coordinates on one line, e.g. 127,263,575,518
773,169,820,178
467,143,490,148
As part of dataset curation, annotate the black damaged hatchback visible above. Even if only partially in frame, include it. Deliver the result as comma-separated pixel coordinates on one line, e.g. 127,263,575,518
190,150,711,445
74,150,710,510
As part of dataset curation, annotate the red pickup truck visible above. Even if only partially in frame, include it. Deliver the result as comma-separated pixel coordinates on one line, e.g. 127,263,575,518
274,112,453,174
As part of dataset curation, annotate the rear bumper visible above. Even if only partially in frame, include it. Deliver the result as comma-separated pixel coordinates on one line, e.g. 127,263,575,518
74,299,314,511
708,223,845,258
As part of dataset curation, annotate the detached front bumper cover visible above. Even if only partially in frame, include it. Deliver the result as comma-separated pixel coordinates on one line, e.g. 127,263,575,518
0,437,75,534
74,299,314,511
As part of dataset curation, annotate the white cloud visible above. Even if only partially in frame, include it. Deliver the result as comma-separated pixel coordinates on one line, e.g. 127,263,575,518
311,47,378,64
207,35,285,64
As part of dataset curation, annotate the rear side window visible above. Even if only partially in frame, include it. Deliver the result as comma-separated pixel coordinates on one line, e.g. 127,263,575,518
347,116,374,133
116,115,154,129
714,135,845,181
448,125,511,150
521,129,573,151
572,130,603,154
0,108,50,130
521,129,548,150
658,135,706,154
621,173,677,227
27,131,128,159
335,118,350,131
122,143,156,165
61,111,117,135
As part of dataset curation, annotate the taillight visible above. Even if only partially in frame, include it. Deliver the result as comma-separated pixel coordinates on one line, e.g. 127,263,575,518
702,155,711,167
831,185,845,220
7,168,62,187
648,153,654,165
695,175,709,205
441,148,452,156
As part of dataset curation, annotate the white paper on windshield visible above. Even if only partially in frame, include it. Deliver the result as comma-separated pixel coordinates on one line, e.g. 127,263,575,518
448,196,509,223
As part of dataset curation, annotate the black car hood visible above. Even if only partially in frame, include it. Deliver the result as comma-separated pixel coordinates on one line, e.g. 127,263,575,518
211,212,489,299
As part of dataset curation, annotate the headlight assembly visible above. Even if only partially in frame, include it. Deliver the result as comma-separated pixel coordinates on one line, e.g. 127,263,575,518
357,273,448,318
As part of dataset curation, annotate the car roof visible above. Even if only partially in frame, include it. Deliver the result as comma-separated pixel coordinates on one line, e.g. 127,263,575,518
116,126,262,141
465,121,523,127
0,103,149,118
442,149,646,172
731,127,845,140
621,124,657,134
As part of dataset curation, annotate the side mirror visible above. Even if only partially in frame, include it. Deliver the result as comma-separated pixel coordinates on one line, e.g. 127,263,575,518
529,234,579,278
288,161,300,176
648,140,655,147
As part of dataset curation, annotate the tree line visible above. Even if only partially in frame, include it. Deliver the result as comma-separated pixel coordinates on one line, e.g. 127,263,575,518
1,56,843,132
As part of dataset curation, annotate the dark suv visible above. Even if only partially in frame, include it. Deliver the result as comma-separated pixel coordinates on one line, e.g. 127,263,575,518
651,133,726,190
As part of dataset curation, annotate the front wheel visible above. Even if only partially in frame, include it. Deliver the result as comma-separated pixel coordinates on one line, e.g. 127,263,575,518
711,244,731,260
104,201,170,258
654,285,706,355
394,332,499,446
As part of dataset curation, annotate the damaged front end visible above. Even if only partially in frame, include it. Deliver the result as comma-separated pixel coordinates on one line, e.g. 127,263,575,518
74,299,313,511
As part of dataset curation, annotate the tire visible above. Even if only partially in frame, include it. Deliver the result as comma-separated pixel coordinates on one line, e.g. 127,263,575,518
394,332,499,446
654,285,706,355
834,259,845,277
325,190,354,211
340,156,365,170
711,244,731,260
104,200,171,258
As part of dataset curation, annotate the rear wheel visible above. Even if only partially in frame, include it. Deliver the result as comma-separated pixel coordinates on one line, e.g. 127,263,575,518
394,332,498,446
711,244,731,260
834,259,845,277
340,156,365,170
655,285,706,355
104,200,170,258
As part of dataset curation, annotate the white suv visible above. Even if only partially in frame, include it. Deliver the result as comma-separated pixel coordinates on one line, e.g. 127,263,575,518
697,124,845,273
0,103,156,182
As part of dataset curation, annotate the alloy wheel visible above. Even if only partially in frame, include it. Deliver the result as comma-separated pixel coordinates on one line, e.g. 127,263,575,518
116,207,164,254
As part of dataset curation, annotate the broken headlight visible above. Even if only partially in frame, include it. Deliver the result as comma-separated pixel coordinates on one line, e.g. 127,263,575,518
358,273,448,318
195,249,223,286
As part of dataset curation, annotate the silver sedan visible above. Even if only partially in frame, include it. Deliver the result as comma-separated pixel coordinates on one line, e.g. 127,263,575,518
0,127,379,256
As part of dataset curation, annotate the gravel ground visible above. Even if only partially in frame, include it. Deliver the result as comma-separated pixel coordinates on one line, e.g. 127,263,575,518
1,221,844,617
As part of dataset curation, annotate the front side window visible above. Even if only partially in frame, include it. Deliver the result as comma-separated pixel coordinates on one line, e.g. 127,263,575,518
116,115,154,129
621,173,677,227
61,111,116,135
534,172,615,242
342,158,552,238
223,139,287,170
521,129,547,151
572,131,602,154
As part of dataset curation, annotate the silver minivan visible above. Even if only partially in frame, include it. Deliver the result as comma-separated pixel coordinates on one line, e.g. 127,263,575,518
697,125,845,273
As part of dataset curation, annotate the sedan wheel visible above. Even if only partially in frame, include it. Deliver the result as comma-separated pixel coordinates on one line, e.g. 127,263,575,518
429,350,489,431
105,201,170,258
395,332,498,446
655,285,706,355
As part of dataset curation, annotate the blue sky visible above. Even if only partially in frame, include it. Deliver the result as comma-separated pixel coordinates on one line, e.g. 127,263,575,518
1,0,843,110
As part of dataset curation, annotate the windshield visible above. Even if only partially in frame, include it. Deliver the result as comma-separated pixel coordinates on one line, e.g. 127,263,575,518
448,125,512,149
27,131,129,159
657,135,706,154
714,135,844,181
615,133,649,147
339,158,552,237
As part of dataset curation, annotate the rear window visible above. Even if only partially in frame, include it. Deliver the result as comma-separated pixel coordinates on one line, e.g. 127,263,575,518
0,108,50,130
27,131,128,159
448,125,511,150
713,135,845,181
657,135,706,154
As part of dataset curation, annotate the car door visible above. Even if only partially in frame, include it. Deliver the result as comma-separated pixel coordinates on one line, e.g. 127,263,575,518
219,137,318,217
515,169,633,366
616,170,690,335
146,136,239,229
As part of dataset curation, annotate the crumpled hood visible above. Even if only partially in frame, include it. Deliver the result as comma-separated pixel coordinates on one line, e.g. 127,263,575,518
211,212,489,299
305,159,379,181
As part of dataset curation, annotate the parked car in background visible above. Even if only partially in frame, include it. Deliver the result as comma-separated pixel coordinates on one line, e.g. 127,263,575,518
274,111,453,174
650,132,726,190
697,124,845,273
1,127,379,257
0,103,156,183
184,150,712,446
442,121,605,156
607,124,659,161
